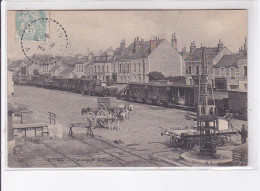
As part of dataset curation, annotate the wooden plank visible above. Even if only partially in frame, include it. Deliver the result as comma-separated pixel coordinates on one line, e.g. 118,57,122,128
14,123,48,129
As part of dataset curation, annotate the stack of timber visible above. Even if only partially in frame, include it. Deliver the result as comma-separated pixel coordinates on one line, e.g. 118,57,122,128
232,143,248,166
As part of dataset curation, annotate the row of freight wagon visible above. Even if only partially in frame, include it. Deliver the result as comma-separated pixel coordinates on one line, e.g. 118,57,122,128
118,83,247,119
15,75,117,97
15,75,247,119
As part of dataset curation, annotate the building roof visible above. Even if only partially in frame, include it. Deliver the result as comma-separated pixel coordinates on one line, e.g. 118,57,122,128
119,39,164,60
75,61,84,65
185,47,223,62
49,65,61,72
94,55,115,63
8,60,24,69
214,53,243,68
60,66,75,77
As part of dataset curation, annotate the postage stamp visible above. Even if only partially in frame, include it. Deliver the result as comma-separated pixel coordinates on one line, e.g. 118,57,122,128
16,11,48,41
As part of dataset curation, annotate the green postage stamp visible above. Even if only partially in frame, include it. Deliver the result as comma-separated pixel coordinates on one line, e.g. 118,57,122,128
16,11,47,41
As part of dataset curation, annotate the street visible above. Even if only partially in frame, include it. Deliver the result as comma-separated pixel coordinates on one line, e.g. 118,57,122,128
9,86,246,167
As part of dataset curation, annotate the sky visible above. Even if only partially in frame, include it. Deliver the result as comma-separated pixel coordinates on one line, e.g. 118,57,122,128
7,10,247,59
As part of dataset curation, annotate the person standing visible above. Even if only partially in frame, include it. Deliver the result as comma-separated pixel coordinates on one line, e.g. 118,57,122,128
239,124,248,144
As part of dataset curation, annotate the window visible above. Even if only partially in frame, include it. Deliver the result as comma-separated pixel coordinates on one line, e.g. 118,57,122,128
189,79,192,85
230,67,235,79
134,63,136,72
128,64,130,72
244,84,247,89
119,64,121,72
220,67,225,77
188,65,192,74
139,63,141,72
107,65,109,73
102,66,104,72
243,66,247,76
196,66,199,75
95,66,96,72
98,66,100,72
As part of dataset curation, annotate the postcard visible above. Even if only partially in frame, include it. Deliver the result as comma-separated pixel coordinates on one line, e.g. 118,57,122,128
5,9,249,168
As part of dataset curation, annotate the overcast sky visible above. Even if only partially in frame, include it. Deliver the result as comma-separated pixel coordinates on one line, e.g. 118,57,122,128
8,10,247,59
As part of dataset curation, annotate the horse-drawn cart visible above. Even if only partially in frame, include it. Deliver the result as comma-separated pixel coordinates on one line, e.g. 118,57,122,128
81,98,126,129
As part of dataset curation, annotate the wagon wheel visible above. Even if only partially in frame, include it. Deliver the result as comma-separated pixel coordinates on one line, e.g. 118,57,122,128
98,103,107,111
97,109,109,127
85,112,97,129
215,137,223,146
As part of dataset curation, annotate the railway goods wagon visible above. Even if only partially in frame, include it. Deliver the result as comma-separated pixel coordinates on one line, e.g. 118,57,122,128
214,98,228,117
147,84,171,106
36,75,47,87
59,78,69,91
80,79,93,95
128,83,199,110
228,90,247,119
52,77,63,90
128,83,146,102
88,79,104,96
67,78,81,93
43,78,54,89
170,85,199,109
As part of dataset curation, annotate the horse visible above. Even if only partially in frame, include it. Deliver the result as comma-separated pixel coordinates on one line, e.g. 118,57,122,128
81,107,92,115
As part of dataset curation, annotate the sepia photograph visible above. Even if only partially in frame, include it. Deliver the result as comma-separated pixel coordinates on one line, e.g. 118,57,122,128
6,9,248,168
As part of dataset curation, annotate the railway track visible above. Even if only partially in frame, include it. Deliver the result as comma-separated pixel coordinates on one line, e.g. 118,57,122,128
15,136,189,168
73,135,181,167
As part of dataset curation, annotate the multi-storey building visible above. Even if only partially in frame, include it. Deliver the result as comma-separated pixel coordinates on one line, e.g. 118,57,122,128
184,39,231,86
213,38,247,90
117,34,184,83
88,41,125,82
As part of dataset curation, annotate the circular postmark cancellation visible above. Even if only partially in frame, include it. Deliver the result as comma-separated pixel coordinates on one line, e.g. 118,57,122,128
20,18,69,64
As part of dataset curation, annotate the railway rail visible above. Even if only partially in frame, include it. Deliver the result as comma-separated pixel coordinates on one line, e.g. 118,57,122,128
73,135,178,167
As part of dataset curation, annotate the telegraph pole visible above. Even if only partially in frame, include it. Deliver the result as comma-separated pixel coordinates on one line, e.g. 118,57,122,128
141,39,145,83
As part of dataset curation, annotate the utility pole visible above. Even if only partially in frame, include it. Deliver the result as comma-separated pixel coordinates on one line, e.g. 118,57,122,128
141,39,145,83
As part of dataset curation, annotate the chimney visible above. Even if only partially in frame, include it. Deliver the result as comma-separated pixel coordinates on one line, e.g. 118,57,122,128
134,37,141,53
171,32,177,49
120,38,126,51
88,52,94,61
244,37,247,51
181,47,187,57
218,39,223,52
190,41,196,53
150,36,157,52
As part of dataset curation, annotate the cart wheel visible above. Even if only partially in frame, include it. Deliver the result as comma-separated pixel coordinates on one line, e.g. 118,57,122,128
186,140,193,150
98,103,106,110
97,109,109,127
85,112,97,129
221,136,228,146
216,137,223,146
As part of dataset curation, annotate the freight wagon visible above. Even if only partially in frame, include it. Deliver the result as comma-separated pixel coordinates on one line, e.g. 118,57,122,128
228,89,247,120
128,83,199,110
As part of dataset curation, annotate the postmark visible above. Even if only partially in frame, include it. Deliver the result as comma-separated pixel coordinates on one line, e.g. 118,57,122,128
18,12,69,64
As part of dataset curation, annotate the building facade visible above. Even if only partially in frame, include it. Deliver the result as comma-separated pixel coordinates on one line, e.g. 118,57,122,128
213,39,247,90
184,40,231,86
117,34,184,83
